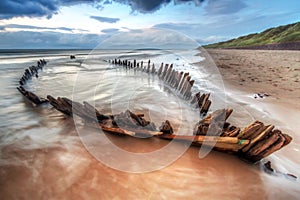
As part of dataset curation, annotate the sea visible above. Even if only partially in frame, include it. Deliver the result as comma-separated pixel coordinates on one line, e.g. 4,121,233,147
0,49,299,199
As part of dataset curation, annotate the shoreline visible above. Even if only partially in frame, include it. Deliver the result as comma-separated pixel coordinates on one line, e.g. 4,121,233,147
203,48,300,125
1,49,300,199
200,49,300,180
201,48,300,174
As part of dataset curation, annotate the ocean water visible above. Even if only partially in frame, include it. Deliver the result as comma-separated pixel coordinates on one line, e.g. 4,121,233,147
0,49,299,199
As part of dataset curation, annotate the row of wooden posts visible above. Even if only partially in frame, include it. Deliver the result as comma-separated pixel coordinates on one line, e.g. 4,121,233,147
19,59,46,86
108,58,211,115
14,58,294,165
17,59,48,105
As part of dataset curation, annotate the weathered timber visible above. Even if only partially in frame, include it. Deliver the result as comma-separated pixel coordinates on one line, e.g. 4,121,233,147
200,99,211,114
151,64,156,74
83,101,110,121
146,64,150,73
174,71,183,89
161,64,169,79
179,75,191,95
193,109,228,136
191,92,200,105
113,110,156,131
222,127,240,137
246,130,280,156
241,125,274,153
166,69,175,85
170,71,178,87
164,65,173,82
238,121,263,139
17,86,48,105
199,94,211,114
160,134,250,152
177,72,189,91
157,63,163,76
183,80,194,99
159,120,174,134
47,95,72,116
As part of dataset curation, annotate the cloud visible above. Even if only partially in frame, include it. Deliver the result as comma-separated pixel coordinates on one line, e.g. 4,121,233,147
0,0,205,19
2,24,85,32
0,30,107,49
101,28,119,33
0,0,59,19
121,27,144,33
115,0,205,13
90,15,120,23
196,35,229,44
99,28,199,49
0,0,103,19
153,22,240,44
118,0,171,13
204,0,247,15
153,22,198,30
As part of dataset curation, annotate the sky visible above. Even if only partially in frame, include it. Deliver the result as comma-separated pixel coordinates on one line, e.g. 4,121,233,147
0,0,299,49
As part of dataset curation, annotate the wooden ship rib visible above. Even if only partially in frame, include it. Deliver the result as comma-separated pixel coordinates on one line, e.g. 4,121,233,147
16,57,293,163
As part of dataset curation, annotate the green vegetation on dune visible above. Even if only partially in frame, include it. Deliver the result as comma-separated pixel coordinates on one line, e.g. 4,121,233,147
204,22,300,48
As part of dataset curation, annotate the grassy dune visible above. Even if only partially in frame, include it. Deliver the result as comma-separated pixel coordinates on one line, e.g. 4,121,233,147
205,22,300,49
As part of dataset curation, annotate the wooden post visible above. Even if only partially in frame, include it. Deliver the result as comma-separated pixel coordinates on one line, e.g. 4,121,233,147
191,92,200,104
180,75,191,95
164,65,173,82
151,64,156,74
196,93,205,108
170,71,176,87
167,69,176,86
157,63,163,76
177,72,188,91
183,80,194,99
161,64,169,80
200,99,211,114
147,64,150,73
174,71,183,89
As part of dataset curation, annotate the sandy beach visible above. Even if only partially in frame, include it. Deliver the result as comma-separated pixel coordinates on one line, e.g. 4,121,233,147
203,48,300,170
1,49,300,199
204,49,300,126
205,49,300,110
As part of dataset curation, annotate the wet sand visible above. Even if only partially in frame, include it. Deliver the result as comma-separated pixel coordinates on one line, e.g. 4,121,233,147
1,49,300,199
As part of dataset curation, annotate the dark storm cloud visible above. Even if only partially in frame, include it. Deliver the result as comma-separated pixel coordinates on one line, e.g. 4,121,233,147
116,0,172,13
0,0,59,19
205,0,247,15
114,0,205,13
90,15,120,23
0,0,205,19
0,0,104,19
